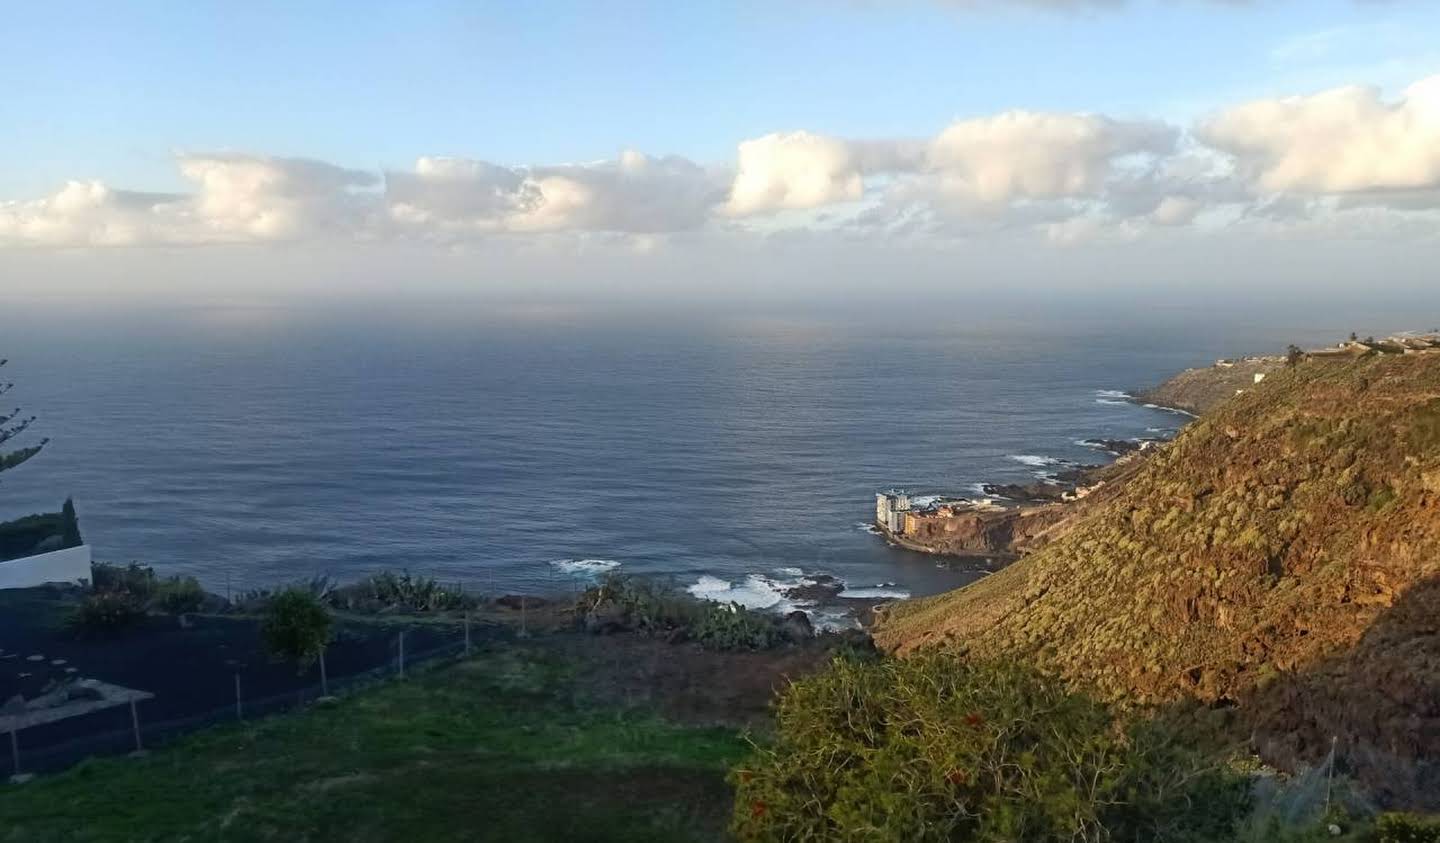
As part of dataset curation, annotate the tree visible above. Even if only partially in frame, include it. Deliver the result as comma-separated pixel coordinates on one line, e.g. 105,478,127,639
261,589,334,673
0,359,48,482
1286,344,1305,367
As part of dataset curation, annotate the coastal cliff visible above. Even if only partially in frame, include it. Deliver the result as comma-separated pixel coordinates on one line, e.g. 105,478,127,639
874,351,1440,808
1134,355,1283,415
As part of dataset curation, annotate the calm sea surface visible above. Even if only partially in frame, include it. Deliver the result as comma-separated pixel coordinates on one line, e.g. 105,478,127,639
0,302,1356,607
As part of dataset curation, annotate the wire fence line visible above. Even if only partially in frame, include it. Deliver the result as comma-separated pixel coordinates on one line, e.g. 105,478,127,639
6,562,618,781
8,628,483,779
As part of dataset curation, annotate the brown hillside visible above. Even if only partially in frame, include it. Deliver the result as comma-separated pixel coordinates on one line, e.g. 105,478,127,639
873,351,1440,805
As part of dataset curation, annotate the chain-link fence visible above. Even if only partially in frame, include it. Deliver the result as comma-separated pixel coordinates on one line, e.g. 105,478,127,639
3,561,627,782
6,622,497,779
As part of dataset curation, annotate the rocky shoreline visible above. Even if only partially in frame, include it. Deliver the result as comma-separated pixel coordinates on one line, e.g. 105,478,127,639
867,369,1230,563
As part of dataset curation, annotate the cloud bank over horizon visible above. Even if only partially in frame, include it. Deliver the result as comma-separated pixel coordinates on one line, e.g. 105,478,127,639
3,74,1439,256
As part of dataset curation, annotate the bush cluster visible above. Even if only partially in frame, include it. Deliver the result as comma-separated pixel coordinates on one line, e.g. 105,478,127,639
578,575,790,651
69,562,211,636
335,570,475,612
731,654,1248,842
66,590,148,638
1378,814,1440,843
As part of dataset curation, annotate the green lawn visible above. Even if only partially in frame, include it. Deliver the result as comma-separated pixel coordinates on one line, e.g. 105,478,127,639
0,639,748,842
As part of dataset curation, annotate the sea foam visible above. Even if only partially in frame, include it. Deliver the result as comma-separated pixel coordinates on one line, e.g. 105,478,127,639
550,559,621,577
1010,454,1061,468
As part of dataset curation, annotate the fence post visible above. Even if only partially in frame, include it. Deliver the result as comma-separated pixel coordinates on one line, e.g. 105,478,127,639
8,728,18,778
464,612,472,656
520,596,528,638
1324,735,1338,812
130,700,144,753
398,630,406,679
320,649,329,697
234,673,243,721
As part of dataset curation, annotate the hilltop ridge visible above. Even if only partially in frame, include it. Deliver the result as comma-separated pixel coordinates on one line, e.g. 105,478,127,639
874,349,1440,807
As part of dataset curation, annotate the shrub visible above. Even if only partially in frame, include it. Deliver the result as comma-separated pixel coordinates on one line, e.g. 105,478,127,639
154,575,206,614
90,561,158,601
355,570,472,612
1377,814,1440,843
576,576,705,634
693,602,783,651
577,574,789,650
261,589,333,671
67,591,146,638
731,654,1248,842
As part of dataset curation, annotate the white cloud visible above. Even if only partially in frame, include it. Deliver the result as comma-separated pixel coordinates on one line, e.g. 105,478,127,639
7,73,1440,251
388,151,725,236
924,111,1176,203
724,131,866,215
1198,75,1440,197
177,154,378,240
0,154,376,247
0,181,183,247
1150,195,1203,226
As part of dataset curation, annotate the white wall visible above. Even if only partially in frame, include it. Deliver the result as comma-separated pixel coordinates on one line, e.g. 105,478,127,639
0,545,93,590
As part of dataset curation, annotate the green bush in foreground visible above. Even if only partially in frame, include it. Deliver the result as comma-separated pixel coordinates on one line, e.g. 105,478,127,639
1377,813,1440,843
731,655,1248,842
261,588,333,671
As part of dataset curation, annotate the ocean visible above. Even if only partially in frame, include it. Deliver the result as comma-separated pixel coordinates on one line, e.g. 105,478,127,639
0,300,1366,611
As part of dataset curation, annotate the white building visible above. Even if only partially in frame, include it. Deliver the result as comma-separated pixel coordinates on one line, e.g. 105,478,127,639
875,491,912,534
0,545,93,590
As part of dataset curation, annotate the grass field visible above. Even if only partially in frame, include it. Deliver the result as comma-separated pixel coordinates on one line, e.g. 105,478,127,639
0,637,750,842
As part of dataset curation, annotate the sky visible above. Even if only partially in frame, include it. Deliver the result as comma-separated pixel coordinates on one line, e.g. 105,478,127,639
2,0,1440,307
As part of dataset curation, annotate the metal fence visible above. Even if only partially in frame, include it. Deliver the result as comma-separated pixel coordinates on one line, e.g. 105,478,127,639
7,625,489,779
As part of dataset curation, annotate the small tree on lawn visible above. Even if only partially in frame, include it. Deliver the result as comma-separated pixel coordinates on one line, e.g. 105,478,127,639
1,358,48,482
262,589,333,676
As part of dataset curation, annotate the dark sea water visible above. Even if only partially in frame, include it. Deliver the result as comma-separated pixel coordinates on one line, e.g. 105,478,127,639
0,300,1370,615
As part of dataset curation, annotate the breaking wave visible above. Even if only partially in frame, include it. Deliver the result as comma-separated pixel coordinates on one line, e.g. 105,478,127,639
1010,454,1061,468
550,559,621,577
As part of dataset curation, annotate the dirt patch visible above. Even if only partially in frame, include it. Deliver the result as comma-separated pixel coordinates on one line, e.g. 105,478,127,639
557,634,838,728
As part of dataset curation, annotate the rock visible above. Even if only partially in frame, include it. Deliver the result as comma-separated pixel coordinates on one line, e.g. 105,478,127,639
785,576,843,602
583,602,629,635
49,659,66,666
7,773,36,785
25,655,44,662
780,611,814,642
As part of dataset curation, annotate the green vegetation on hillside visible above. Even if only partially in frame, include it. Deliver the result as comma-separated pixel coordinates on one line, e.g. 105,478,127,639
876,352,1440,808
732,654,1246,842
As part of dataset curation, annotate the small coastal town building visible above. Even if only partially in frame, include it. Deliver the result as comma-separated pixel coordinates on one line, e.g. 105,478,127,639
875,491,912,534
